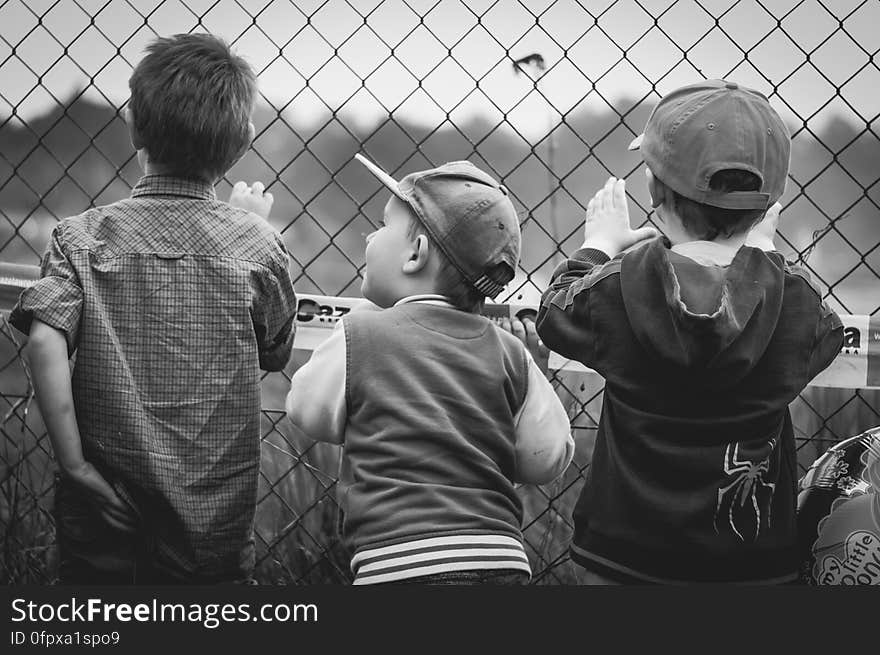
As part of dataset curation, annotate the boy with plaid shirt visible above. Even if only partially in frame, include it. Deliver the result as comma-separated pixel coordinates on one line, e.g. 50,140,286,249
11,34,297,583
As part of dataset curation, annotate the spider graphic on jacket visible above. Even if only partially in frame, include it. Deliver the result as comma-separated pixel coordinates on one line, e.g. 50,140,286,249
714,439,778,542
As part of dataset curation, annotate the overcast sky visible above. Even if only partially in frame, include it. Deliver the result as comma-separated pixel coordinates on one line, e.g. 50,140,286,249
1,0,877,139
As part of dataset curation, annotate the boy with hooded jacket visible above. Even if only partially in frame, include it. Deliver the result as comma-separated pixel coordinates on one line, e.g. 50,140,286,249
537,80,843,584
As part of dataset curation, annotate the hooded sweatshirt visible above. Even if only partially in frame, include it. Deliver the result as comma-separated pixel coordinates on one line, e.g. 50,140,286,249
537,237,843,583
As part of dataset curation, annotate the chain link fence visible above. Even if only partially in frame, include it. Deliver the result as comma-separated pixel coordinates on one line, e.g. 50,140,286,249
1,0,878,584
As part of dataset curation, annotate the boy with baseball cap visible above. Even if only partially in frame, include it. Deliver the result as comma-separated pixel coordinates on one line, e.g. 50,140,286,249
286,157,574,584
537,79,843,584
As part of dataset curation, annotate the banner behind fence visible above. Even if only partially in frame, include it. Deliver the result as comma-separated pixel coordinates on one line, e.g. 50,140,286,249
1,0,878,583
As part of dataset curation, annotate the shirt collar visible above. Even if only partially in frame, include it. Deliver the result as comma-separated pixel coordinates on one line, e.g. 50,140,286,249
131,175,217,202
671,240,741,266
393,294,455,307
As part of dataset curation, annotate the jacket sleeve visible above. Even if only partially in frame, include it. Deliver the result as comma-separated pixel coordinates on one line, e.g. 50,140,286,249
535,247,612,364
513,351,574,485
787,263,845,382
285,321,347,444
806,295,844,382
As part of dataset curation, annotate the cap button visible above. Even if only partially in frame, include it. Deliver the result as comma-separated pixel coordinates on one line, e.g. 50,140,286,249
725,81,738,90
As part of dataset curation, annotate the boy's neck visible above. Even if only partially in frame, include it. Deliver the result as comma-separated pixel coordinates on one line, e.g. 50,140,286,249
386,281,447,307
671,235,746,267
143,162,175,177
661,205,748,251
670,232,748,250
140,154,213,183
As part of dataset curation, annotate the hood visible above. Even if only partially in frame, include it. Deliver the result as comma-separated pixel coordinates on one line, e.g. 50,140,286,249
620,238,785,388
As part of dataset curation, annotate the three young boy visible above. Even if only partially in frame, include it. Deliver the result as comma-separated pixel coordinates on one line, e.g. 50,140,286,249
13,29,843,585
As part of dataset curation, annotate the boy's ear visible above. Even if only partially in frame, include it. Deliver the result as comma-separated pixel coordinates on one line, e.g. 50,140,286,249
645,167,667,209
402,234,430,275
232,121,256,164
124,107,144,150
224,122,256,177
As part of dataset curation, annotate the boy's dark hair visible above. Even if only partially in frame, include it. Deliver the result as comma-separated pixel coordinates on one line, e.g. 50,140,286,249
670,169,767,241
128,33,257,181
406,217,486,314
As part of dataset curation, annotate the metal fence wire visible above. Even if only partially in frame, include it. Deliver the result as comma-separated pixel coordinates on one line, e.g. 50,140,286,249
1,0,879,584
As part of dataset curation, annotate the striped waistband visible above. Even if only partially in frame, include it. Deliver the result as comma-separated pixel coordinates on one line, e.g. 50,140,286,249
351,534,532,585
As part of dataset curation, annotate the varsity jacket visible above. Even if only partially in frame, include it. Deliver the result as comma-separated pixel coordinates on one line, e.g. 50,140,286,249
537,238,843,583
286,296,574,584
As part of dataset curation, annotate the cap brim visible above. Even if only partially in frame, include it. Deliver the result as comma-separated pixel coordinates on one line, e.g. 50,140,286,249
354,154,407,202
628,134,644,151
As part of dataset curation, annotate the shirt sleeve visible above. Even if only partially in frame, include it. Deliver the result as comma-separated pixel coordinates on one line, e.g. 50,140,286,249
9,224,83,354
285,320,347,444
513,350,575,485
252,237,297,372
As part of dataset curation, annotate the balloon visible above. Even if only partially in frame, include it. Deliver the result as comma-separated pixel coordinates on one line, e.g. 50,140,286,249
796,426,880,585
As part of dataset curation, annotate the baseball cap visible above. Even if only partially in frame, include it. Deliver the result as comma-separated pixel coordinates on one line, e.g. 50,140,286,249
354,154,521,299
629,79,790,210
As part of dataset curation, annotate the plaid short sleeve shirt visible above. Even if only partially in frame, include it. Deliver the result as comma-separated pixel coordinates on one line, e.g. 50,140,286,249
10,175,297,579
